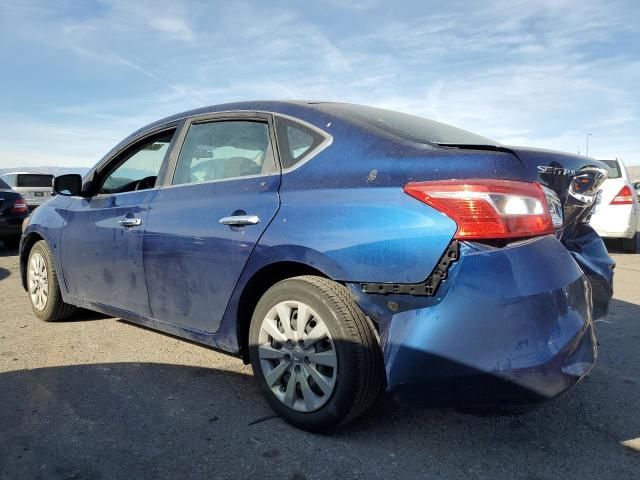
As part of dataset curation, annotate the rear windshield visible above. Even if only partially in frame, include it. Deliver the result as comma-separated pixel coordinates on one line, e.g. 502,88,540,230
16,174,54,188
318,103,498,146
601,160,621,179
0,178,9,189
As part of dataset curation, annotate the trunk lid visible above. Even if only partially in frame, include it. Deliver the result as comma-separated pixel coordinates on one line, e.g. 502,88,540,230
0,190,20,216
494,146,613,319
505,146,608,202
446,145,609,236
434,144,613,319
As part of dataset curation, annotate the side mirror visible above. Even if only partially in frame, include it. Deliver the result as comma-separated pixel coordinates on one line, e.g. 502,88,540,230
53,174,83,196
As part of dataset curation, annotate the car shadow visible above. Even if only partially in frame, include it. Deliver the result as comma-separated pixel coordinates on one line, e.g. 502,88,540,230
66,308,112,322
0,267,9,281
1,298,638,479
0,244,18,257
604,238,638,254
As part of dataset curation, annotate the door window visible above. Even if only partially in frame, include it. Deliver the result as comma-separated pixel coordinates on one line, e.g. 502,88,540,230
100,130,175,194
172,120,276,185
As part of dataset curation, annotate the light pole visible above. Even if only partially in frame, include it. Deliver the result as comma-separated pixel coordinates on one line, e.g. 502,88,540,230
585,133,592,157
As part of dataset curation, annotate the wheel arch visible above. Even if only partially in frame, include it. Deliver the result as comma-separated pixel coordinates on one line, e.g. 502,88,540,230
234,261,330,362
20,232,45,291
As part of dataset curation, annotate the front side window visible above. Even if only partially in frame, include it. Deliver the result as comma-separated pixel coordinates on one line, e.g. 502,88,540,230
172,120,275,185
100,130,175,194
275,117,326,169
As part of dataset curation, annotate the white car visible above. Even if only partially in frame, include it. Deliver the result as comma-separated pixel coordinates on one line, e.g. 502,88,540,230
0,172,54,210
590,158,639,252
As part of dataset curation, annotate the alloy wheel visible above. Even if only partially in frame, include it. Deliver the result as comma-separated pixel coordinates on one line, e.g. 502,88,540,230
257,300,338,412
28,252,49,311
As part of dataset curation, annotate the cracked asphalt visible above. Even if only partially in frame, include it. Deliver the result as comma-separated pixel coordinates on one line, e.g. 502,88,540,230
0,243,638,479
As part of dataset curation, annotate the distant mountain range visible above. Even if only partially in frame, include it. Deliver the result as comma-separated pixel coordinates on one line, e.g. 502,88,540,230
0,166,90,177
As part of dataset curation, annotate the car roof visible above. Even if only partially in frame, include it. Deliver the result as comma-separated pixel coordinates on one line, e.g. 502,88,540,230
143,100,334,130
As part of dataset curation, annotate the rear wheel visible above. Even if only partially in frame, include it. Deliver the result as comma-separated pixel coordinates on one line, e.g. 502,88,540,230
248,275,384,432
621,232,638,253
27,240,76,322
2,237,20,250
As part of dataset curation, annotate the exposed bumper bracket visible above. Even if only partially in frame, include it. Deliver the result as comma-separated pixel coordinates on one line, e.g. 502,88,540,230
361,240,460,296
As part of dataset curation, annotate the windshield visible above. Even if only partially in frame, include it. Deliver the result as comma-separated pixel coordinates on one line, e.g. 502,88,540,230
16,174,54,188
318,103,498,146
0,178,10,189
600,160,621,179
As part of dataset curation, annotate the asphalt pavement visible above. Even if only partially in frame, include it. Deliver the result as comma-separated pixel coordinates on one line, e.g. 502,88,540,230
0,243,638,479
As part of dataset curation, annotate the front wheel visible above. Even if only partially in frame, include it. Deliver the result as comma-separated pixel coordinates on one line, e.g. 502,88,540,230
248,276,384,432
27,240,76,322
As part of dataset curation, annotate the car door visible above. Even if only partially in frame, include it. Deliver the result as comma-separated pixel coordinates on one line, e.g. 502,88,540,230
60,127,177,316
143,113,281,333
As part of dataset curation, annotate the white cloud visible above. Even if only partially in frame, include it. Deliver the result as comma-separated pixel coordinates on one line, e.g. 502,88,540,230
0,0,639,167
148,18,193,41
0,117,126,168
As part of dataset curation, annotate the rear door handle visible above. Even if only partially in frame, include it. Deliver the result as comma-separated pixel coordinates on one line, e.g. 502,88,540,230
118,217,142,227
219,215,260,226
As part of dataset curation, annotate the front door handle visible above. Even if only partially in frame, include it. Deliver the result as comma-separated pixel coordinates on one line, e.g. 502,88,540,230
118,217,142,227
219,215,260,226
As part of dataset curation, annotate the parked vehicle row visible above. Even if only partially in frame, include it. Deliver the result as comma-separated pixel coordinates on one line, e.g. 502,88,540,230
0,172,54,210
0,177,29,249
20,101,615,431
589,158,640,252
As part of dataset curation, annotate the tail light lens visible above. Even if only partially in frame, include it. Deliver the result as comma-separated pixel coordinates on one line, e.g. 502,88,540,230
403,179,556,240
10,197,28,214
610,185,634,205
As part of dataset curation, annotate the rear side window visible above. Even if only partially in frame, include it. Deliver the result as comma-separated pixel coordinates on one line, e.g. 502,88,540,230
16,174,53,188
172,120,276,185
275,117,327,169
601,160,621,179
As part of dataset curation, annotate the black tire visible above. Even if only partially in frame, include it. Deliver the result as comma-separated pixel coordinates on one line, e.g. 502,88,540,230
249,275,384,432
621,232,638,253
2,237,20,250
27,240,76,322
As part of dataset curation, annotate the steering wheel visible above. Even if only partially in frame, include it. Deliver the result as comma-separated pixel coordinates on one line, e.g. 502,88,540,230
135,175,157,191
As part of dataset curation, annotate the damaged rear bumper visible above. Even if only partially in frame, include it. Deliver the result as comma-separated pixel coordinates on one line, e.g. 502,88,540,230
350,234,604,406
564,224,615,320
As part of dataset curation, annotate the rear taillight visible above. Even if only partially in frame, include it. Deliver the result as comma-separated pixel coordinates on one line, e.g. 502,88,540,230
10,197,28,214
403,179,556,240
610,185,634,205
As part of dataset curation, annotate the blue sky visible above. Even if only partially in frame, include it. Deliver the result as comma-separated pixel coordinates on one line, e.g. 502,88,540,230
1,0,639,168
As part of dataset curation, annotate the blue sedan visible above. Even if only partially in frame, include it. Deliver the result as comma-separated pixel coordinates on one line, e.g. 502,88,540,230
20,101,614,431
